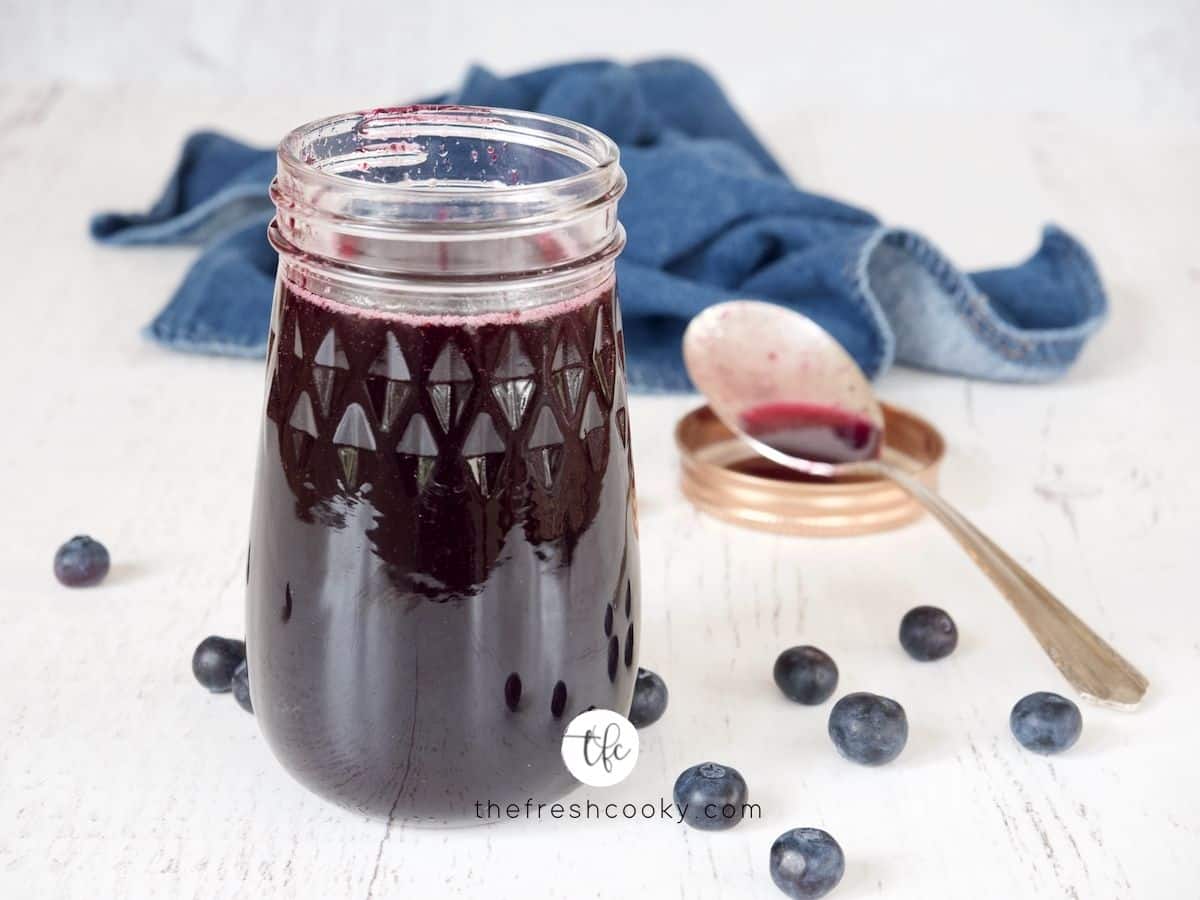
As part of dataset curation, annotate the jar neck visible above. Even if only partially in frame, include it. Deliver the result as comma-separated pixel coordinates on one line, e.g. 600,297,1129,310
271,220,622,318
270,106,626,307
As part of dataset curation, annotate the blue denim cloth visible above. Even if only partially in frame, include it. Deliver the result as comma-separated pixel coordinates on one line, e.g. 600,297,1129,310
92,59,1107,389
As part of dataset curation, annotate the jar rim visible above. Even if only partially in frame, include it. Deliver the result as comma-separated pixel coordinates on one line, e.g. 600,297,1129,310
270,104,626,305
276,104,623,229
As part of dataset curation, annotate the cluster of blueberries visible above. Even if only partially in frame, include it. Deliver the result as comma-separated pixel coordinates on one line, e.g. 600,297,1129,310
672,757,844,899
192,636,254,714
51,535,253,710
52,536,256,714
626,605,1083,899
53,536,254,706
56,536,1083,899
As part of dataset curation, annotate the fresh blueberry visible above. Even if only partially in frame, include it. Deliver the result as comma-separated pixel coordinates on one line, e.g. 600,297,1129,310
673,762,749,831
1010,692,1082,754
899,606,958,661
769,827,845,899
628,667,668,727
192,636,247,693
828,692,908,765
773,646,838,705
53,535,110,587
231,660,253,713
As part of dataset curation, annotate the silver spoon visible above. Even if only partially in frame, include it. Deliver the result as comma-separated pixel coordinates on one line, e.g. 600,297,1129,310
683,300,1148,710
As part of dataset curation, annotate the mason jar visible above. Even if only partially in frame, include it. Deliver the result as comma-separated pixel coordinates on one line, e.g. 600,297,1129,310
246,106,640,824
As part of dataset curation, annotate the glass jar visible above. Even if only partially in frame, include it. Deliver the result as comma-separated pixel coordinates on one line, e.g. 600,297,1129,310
246,106,640,823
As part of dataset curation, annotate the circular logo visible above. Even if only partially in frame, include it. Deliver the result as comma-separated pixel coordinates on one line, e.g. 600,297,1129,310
560,708,640,787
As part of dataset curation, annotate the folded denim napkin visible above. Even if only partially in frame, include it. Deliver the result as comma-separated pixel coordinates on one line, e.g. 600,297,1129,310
92,59,1107,389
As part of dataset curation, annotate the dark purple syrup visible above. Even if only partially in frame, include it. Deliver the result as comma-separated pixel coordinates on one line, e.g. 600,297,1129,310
246,280,639,823
739,402,880,465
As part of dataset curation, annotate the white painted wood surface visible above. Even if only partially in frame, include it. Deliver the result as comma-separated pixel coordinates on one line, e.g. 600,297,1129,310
1,84,1198,899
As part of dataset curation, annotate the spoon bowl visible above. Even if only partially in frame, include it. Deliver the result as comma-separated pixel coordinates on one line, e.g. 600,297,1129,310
683,301,884,478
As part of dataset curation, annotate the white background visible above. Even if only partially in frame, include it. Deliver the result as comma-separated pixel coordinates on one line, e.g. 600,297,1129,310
2,2,1199,899
6,0,1200,124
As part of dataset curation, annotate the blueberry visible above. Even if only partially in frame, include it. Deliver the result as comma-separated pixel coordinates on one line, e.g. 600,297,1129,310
53,535,110,587
628,667,669,727
828,692,908,765
899,606,958,661
192,636,246,693
769,828,845,899
773,646,838,705
1010,692,1081,754
673,762,749,831
231,660,253,714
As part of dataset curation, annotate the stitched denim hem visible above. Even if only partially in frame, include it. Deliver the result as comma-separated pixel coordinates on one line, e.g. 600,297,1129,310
846,225,899,377
858,224,1107,380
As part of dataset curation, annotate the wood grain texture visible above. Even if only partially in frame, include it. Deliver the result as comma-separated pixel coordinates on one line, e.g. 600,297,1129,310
0,84,1198,898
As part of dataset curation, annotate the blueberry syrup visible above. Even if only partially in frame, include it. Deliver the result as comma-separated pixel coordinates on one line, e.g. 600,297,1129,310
738,402,881,465
247,277,640,823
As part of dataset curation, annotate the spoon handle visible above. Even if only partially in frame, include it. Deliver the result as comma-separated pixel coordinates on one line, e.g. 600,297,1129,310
871,460,1148,709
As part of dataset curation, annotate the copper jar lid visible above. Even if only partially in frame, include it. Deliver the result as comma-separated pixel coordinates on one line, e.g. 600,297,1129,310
675,403,946,537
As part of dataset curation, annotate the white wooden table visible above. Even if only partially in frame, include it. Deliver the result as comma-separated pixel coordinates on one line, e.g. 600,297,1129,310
1,84,1197,899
